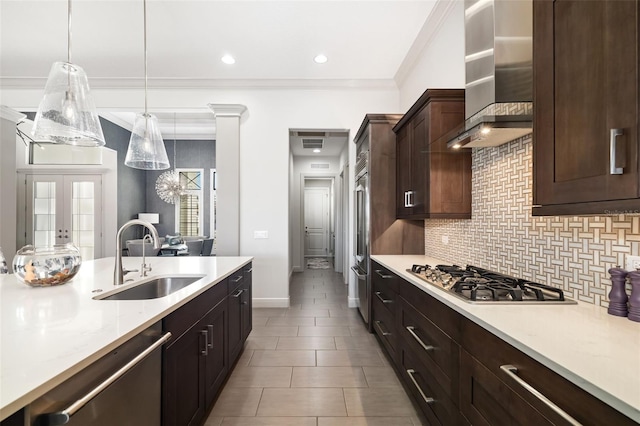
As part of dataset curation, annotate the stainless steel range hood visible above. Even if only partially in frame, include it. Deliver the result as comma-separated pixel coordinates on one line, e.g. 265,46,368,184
447,0,532,149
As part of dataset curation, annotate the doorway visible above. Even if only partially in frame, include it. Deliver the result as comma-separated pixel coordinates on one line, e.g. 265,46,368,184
22,174,103,260
303,180,332,260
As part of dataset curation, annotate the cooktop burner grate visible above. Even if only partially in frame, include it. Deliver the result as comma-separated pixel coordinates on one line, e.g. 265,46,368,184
407,263,576,304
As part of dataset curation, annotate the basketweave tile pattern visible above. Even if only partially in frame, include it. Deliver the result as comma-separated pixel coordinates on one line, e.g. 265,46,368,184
424,135,640,307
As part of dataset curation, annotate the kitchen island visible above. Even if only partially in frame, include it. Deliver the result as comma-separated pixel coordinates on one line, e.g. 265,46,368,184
371,254,640,424
0,255,253,422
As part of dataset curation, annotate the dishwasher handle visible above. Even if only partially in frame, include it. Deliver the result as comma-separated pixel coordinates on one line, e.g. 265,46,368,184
39,332,172,426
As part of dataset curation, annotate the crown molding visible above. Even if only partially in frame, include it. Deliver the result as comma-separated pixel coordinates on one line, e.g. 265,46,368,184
208,104,248,118
0,105,27,123
394,0,458,86
0,77,399,91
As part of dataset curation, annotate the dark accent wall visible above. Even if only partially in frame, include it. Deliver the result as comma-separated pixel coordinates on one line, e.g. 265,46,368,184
146,140,216,237
100,117,147,241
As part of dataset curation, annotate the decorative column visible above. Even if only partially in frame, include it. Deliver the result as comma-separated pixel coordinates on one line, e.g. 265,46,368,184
208,104,247,256
0,106,27,266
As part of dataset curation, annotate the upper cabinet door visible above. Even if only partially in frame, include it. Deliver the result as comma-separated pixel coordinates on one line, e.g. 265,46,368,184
533,0,639,215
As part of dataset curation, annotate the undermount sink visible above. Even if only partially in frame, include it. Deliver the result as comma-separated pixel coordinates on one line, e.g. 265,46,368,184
95,275,206,300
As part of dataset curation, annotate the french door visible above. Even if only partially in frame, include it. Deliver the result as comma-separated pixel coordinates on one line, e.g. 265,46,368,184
24,174,103,260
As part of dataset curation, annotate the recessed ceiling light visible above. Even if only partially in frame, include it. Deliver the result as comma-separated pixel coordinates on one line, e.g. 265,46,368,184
314,54,328,64
313,148,321,153
221,55,235,65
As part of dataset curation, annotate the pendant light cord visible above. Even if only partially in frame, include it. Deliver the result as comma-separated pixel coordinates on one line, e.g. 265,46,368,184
67,0,72,64
143,0,148,115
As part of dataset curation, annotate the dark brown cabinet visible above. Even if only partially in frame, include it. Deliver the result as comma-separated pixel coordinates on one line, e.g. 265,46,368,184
241,264,253,341
533,0,640,215
394,89,470,219
353,114,424,256
371,260,637,426
163,280,228,426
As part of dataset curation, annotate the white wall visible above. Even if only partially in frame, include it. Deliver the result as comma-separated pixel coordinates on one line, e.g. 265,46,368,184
0,109,24,266
291,156,342,272
2,85,399,308
395,0,465,111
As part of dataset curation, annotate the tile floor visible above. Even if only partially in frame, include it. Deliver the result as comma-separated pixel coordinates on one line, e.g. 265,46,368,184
204,266,425,426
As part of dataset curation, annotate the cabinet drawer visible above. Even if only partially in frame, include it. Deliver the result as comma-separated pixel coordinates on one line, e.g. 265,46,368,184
461,318,637,425
400,278,461,341
399,296,458,397
371,265,400,294
227,270,244,294
400,346,460,426
164,280,228,343
371,293,398,361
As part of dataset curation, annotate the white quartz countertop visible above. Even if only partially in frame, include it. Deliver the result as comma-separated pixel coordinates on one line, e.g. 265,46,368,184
371,254,640,423
0,255,253,421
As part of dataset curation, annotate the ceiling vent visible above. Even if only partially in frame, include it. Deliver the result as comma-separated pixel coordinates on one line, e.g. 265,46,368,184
302,138,324,149
310,163,330,169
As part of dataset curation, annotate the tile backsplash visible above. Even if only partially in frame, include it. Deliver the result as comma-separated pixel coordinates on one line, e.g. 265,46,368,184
424,135,639,307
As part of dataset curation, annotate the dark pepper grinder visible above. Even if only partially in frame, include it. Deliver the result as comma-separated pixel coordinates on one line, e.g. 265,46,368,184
628,269,640,322
607,266,629,317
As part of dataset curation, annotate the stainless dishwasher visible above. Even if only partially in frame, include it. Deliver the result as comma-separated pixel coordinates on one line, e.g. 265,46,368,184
27,322,171,426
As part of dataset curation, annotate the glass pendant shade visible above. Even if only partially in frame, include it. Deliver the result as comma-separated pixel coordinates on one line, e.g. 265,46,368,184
32,61,105,147
124,112,170,170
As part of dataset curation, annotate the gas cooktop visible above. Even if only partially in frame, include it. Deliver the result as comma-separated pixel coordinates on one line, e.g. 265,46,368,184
407,264,577,305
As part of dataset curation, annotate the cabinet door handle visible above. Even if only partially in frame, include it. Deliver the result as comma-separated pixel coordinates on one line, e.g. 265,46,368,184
244,267,253,273
38,332,172,425
232,289,244,298
610,128,624,175
231,276,243,283
406,369,435,405
375,269,394,279
374,320,392,336
207,325,214,348
375,291,393,304
200,330,209,356
500,365,582,426
406,326,435,352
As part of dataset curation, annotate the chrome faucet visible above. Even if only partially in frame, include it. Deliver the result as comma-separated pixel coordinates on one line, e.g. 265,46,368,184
140,234,153,277
114,219,160,285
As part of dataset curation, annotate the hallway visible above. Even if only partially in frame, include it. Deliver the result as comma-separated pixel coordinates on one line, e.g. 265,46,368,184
204,267,423,425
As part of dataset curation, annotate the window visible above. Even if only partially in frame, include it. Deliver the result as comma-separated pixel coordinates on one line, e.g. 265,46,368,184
175,169,203,236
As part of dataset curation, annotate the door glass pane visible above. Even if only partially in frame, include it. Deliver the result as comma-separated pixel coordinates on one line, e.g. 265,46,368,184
179,194,200,236
71,182,95,260
33,182,56,247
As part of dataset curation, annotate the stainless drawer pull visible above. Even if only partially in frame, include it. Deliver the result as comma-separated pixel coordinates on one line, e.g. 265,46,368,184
375,291,393,304
245,267,253,273
231,275,243,283
500,365,582,426
375,269,394,279
610,128,624,175
39,332,172,425
232,289,244,298
406,326,434,352
207,325,214,348
406,369,435,405
201,330,209,356
374,320,392,336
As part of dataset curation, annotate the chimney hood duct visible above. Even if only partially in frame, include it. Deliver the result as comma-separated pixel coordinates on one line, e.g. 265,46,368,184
446,0,533,149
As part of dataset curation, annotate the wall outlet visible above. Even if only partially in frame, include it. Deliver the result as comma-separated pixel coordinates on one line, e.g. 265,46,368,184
625,255,640,271
254,230,268,239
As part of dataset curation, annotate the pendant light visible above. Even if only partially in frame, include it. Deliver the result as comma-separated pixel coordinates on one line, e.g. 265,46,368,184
32,0,105,147
155,114,186,204
124,0,170,170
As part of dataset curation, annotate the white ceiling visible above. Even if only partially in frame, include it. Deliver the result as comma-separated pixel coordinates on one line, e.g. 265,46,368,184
1,0,438,152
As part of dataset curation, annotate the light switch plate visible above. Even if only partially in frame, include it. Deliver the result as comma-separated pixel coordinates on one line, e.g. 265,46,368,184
626,255,640,271
254,230,268,239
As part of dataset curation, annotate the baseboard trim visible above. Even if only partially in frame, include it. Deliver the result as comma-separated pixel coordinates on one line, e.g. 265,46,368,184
348,297,358,308
253,298,290,308
292,266,303,273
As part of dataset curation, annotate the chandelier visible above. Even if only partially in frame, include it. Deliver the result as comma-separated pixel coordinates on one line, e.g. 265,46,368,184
156,114,186,204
